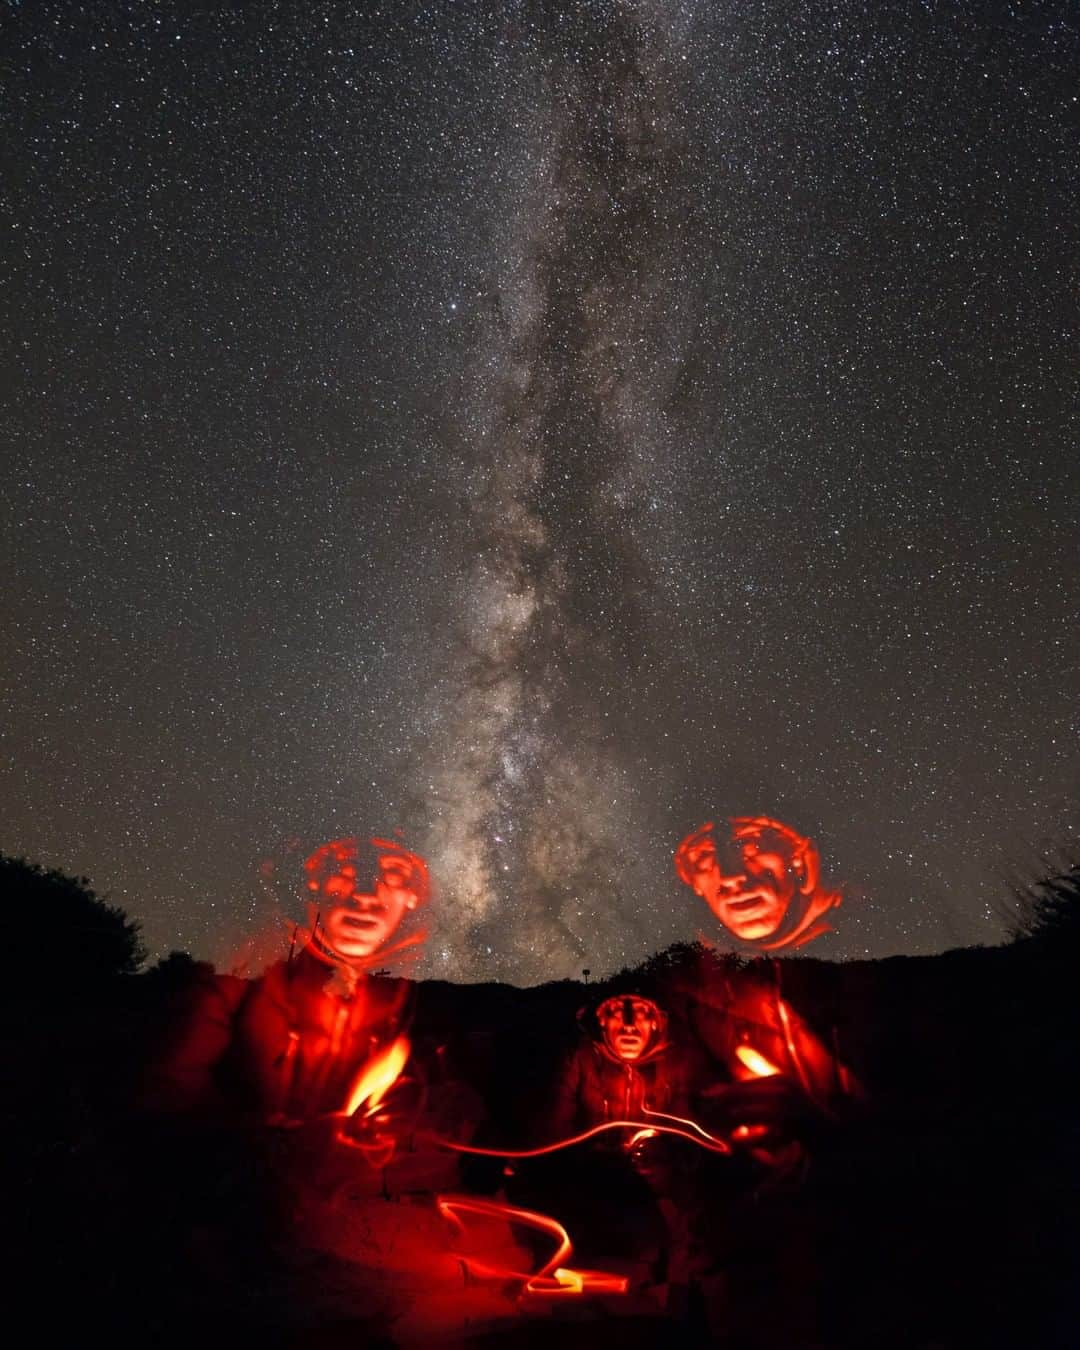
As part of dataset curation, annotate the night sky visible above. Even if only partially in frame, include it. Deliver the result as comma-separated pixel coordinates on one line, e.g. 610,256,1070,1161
3,1,1078,984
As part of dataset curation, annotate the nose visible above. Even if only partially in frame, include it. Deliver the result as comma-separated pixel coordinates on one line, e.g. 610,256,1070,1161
349,890,385,912
717,872,747,893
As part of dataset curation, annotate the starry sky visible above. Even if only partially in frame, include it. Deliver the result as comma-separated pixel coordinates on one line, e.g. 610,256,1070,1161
3,0,1078,984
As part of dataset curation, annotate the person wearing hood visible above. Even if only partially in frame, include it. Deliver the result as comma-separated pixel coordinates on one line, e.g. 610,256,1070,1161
142,834,429,1151
508,993,723,1307
130,834,433,1333
674,815,843,955
544,992,713,1144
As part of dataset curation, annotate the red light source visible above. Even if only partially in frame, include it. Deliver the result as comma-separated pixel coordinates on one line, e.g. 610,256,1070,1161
341,1034,411,1118
735,1044,782,1078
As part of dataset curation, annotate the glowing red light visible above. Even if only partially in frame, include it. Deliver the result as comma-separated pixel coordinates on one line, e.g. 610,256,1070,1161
441,1111,733,1161
436,1195,629,1297
340,1034,411,1118
735,1044,782,1078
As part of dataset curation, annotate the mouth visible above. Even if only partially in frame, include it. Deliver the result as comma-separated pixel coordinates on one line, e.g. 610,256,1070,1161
341,914,384,933
723,891,771,914
714,887,786,940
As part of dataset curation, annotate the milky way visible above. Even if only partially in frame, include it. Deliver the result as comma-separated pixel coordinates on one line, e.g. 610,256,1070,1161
3,2,1078,983
420,9,698,978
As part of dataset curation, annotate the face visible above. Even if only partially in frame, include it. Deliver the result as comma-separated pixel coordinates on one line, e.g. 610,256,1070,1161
598,998,660,1062
680,829,799,943
314,852,419,963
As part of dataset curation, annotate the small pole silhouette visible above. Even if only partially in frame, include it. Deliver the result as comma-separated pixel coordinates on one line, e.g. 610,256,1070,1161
582,968,591,984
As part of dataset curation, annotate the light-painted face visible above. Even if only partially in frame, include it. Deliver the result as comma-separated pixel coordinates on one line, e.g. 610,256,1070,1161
314,853,419,962
681,834,798,943
598,997,660,1062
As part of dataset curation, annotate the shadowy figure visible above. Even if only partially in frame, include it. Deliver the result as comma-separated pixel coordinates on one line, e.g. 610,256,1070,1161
652,946,863,1343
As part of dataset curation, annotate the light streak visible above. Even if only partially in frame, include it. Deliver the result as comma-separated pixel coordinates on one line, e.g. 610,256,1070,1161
775,996,815,1097
340,1034,411,1117
436,1195,629,1297
438,1106,733,1158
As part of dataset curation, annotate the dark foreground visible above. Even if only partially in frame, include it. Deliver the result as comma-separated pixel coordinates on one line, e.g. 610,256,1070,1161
7,937,1078,1348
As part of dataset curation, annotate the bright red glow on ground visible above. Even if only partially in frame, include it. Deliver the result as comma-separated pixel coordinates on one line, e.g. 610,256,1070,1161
436,1195,630,1297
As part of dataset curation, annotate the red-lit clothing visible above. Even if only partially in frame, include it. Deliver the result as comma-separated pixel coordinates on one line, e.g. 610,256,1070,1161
143,946,412,1122
546,1031,714,1142
661,947,861,1115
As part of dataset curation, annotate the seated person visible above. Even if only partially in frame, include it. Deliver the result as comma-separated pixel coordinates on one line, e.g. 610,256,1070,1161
511,993,716,1285
142,834,430,1147
674,815,843,954
656,944,863,1173
545,993,711,1143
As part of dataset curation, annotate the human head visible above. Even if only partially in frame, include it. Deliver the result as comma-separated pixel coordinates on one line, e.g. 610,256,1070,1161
674,815,829,949
595,994,663,1062
304,836,430,965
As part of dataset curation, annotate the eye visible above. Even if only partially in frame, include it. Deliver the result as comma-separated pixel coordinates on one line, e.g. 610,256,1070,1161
378,861,410,888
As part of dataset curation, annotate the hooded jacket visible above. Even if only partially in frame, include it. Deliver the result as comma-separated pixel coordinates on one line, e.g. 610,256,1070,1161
543,1004,716,1144
660,946,861,1115
143,945,413,1122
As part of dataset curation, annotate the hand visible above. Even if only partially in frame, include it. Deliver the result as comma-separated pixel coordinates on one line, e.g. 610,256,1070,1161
701,1076,809,1133
338,1075,423,1165
339,1106,397,1166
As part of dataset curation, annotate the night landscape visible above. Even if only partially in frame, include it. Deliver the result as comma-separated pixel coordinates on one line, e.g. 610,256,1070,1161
3,2,1077,1346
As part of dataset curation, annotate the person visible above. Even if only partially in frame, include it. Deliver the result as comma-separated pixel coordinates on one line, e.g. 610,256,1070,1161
142,834,430,1149
132,835,433,1336
674,814,842,953
651,942,863,1175
492,991,719,1298
544,992,711,1141
651,946,864,1342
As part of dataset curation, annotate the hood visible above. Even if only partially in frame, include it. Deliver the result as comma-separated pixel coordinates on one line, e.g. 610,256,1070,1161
580,993,671,1067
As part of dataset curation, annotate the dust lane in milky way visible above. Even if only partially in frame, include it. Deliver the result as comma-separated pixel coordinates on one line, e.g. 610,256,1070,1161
420,12,693,979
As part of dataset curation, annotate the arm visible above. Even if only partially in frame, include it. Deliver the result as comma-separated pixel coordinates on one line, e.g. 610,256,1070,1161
139,972,248,1117
539,1045,584,1144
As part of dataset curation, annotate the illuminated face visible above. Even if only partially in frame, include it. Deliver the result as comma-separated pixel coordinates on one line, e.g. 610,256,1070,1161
313,852,420,963
677,819,813,943
598,997,660,1062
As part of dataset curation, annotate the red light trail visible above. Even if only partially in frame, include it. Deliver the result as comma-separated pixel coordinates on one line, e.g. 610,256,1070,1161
436,1104,734,1160
435,1195,630,1297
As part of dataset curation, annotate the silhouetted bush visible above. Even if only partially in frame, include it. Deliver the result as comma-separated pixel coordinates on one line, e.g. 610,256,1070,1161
0,853,144,997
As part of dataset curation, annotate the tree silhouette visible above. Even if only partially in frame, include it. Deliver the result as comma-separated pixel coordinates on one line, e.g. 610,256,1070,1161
1011,851,1080,947
0,853,144,996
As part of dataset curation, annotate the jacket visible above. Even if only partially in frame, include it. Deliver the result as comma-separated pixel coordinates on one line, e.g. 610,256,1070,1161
143,946,413,1122
545,1022,715,1143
